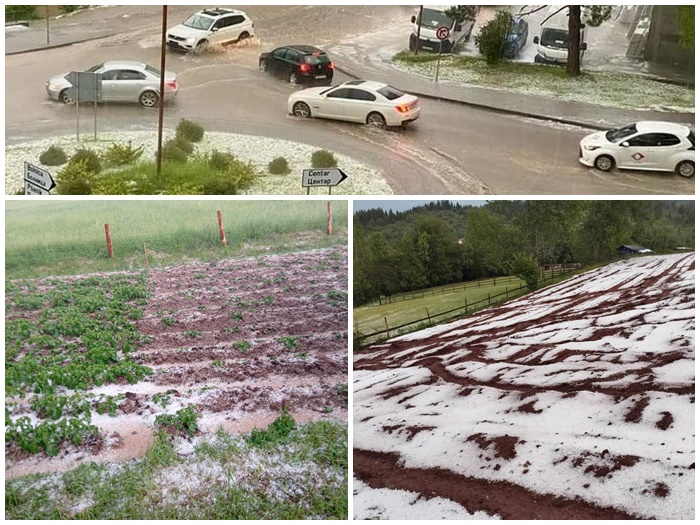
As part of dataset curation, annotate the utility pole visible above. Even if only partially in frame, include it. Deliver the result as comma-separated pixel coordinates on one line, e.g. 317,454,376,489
157,5,168,177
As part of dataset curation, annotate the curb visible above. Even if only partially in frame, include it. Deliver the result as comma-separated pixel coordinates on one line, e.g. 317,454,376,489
334,64,610,131
5,34,115,56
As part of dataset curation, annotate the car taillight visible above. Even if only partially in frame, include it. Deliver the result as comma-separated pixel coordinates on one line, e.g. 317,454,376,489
166,81,177,90
395,105,411,114
328,62,335,70
299,63,311,73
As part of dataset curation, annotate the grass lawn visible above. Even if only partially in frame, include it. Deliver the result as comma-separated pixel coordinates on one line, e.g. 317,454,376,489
394,51,694,112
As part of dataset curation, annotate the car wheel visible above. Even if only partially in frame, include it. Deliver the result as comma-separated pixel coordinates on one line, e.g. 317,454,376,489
594,155,615,172
366,112,387,129
676,160,695,178
60,89,74,104
195,39,208,52
139,91,159,108
293,102,311,119
239,32,250,41
259,59,268,73
289,72,299,85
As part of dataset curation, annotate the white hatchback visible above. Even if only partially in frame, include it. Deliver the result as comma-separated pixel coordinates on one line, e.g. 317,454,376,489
579,121,695,178
287,80,420,129
167,8,254,52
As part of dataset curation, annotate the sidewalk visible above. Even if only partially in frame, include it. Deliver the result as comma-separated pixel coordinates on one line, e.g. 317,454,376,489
6,21,694,132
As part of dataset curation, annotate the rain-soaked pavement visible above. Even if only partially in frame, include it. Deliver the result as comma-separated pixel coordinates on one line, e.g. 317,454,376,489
5,5,695,195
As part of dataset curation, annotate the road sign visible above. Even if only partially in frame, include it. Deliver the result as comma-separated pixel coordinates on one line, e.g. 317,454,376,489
24,180,51,196
65,71,103,103
24,161,56,193
302,168,348,188
436,26,451,41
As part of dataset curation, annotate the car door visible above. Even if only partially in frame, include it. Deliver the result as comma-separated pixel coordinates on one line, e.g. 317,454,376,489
269,47,289,77
210,16,231,45
344,88,378,123
228,15,247,40
99,69,122,102
317,87,353,120
113,69,148,103
651,133,684,171
620,133,663,170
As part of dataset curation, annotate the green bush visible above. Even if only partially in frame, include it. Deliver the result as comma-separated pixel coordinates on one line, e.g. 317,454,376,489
92,177,131,195
176,119,205,143
39,145,68,166
102,141,144,167
201,158,258,194
475,10,513,64
61,6,82,13
70,148,102,174
174,136,194,155
208,150,236,171
268,156,291,175
511,251,540,291
56,159,94,195
311,150,337,169
5,5,37,21
246,409,296,446
161,141,189,163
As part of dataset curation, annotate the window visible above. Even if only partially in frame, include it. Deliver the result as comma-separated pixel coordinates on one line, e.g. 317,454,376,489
654,133,681,147
541,28,568,48
183,14,214,31
348,89,376,102
230,15,245,26
326,88,353,100
627,134,663,147
377,86,405,101
213,17,231,29
101,70,119,81
304,53,330,66
117,70,147,81
273,48,288,60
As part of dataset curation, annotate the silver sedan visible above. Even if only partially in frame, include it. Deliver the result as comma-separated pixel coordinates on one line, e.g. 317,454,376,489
46,60,179,108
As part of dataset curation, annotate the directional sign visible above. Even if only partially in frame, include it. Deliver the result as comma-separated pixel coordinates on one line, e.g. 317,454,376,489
302,168,348,188
436,26,451,41
25,180,51,196
24,162,56,192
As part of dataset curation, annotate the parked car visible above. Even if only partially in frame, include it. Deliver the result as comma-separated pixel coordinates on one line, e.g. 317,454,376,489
46,61,178,108
259,45,334,85
167,7,254,52
288,80,420,129
579,121,695,177
409,5,479,53
504,17,529,58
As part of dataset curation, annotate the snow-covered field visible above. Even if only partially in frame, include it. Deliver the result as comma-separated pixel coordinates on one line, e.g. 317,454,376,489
354,253,695,520
5,131,393,195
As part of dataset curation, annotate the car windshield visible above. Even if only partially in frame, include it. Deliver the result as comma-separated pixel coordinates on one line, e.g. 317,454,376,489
304,53,330,66
541,28,568,48
377,85,405,101
182,14,214,30
87,64,103,72
605,124,638,143
420,9,453,29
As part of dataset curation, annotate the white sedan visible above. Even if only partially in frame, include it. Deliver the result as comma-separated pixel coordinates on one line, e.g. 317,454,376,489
288,80,420,129
579,121,695,178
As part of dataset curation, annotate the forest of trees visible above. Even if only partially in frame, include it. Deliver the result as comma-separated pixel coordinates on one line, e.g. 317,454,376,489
354,201,695,306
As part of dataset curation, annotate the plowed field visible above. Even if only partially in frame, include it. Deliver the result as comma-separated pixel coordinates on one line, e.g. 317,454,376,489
354,253,694,520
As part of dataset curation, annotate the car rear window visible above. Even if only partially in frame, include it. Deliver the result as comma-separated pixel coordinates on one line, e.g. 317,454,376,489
304,53,330,66
377,85,405,101
145,65,161,77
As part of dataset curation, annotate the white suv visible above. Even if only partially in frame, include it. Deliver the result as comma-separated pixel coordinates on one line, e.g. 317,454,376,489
167,8,254,52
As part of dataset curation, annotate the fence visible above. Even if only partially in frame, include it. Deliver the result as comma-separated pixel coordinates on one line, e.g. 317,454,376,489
354,265,580,347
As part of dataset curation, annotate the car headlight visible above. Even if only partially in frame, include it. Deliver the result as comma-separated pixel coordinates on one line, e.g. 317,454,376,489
583,145,601,151
185,37,196,44
48,83,61,91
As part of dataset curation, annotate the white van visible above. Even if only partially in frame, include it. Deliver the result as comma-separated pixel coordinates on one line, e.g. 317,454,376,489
409,5,477,53
533,6,588,64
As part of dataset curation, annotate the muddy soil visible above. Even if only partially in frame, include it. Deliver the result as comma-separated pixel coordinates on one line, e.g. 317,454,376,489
6,247,348,479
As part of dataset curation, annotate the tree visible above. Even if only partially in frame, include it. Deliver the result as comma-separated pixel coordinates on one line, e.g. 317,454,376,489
510,252,540,291
444,5,478,24
566,5,613,76
475,10,513,64
679,6,694,51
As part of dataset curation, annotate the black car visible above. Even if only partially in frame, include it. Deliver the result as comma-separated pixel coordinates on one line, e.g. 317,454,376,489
259,45,334,85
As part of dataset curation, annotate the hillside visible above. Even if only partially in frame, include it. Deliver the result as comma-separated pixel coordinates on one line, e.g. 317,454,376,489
354,253,695,519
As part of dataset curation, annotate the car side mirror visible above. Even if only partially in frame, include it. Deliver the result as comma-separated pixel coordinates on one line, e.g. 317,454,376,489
411,15,416,23
533,36,539,44
212,27,219,32
455,23,462,32
621,142,630,148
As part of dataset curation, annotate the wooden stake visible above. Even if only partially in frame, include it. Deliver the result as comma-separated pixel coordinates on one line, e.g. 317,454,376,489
217,210,227,247
384,317,390,339
327,201,332,236
143,242,149,267
104,224,113,258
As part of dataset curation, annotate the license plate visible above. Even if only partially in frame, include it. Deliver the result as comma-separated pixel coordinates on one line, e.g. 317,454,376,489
315,75,327,79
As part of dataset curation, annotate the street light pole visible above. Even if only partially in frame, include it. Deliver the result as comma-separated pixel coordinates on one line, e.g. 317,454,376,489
157,5,168,177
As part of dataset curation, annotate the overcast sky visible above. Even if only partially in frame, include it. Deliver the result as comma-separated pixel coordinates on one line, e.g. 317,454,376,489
353,200,488,213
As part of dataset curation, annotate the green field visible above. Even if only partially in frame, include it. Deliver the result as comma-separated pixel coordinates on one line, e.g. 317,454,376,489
6,200,348,278
354,278,527,339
